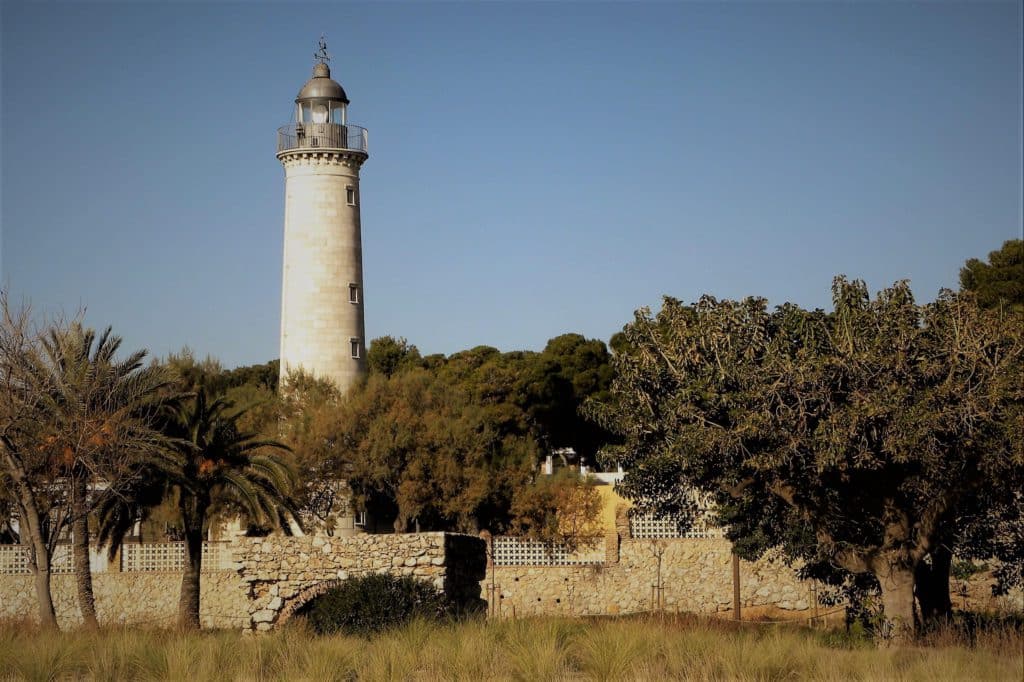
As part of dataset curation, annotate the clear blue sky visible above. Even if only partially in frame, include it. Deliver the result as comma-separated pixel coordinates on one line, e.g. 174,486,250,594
2,2,1021,368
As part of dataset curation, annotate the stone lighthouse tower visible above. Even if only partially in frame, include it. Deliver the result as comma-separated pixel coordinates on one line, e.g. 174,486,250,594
277,39,369,392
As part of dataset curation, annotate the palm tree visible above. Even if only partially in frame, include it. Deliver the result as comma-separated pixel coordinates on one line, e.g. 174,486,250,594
34,324,175,629
163,388,298,629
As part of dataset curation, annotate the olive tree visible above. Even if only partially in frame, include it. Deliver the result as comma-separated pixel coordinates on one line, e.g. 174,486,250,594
589,278,1023,641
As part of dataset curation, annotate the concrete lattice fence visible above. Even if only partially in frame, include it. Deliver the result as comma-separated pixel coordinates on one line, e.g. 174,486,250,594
0,541,237,575
0,544,74,574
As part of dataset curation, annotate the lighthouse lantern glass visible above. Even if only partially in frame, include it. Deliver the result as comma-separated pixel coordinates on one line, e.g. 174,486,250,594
331,103,346,125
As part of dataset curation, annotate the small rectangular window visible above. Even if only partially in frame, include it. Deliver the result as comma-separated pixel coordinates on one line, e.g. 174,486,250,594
349,283,360,304
354,511,367,527
346,186,356,206
350,338,360,359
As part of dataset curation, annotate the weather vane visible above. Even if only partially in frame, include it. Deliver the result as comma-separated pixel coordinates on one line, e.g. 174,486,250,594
314,34,331,65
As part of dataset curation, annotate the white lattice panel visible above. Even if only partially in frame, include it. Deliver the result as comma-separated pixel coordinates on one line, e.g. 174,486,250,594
120,542,234,572
0,545,29,574
0,544,74,574
492,537,604,566
629,510,725,539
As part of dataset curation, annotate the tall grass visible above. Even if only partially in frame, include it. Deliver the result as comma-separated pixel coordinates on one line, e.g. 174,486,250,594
1,613,1020,681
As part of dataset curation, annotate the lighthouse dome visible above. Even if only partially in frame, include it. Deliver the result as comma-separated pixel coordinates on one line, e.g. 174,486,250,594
296,63,349,104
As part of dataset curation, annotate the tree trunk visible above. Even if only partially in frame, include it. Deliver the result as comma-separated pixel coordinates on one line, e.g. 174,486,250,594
877,563,917,644
178,497,205,630
71,474,99,629
2,447,59,630
32,555,58,630
915,546,953,627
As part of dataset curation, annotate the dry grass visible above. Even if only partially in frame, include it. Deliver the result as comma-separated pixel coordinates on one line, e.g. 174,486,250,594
0,613,1020,681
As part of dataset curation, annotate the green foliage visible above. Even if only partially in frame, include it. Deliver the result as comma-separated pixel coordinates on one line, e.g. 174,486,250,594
299,574,450,635
306,366,537,533
367,336,422,378
516,334,617,461
952,560,987,582
292,334,615,534
162,389,299,533
588,278,1024,635
163,348,279,395
959,239,1023,311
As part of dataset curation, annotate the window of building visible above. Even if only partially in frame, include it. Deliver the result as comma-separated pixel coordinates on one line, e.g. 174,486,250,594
349,283,360,304
350,338,360,359
346,186,356,206
354,511,367,527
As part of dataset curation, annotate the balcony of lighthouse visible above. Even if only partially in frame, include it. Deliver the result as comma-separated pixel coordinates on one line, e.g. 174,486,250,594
276,123,368,155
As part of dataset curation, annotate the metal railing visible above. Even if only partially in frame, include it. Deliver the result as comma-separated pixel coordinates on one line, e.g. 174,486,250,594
277,123,368,154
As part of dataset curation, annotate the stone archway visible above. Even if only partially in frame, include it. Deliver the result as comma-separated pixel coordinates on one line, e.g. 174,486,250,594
275,579,346,626
236,532,486,632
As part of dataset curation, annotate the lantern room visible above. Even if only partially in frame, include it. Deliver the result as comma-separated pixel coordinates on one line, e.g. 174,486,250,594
295,62,349,125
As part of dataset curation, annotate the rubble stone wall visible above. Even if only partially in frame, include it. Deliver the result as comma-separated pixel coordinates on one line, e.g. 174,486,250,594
0,532,487,632
0,571,248,630
233,531,486,631
483,537,810,618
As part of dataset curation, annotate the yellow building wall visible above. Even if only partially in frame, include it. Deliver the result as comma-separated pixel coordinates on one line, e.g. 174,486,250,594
595,483,632,531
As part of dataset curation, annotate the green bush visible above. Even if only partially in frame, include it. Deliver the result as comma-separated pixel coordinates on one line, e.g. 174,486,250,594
952,560,987,581
299,573,451,635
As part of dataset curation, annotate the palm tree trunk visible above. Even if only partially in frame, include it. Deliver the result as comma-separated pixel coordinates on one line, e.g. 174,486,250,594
178,495,205,630
71,474,99,629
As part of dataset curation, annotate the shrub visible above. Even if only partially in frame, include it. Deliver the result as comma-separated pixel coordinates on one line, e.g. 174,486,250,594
299,573,450,635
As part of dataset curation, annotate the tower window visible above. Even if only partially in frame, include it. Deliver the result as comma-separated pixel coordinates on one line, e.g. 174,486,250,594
349,283,360,304
346,186,357,206
350,338,361,359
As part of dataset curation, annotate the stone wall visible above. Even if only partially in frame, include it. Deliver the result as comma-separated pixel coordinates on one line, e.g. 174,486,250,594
0,571,249,630
483,537,810,618
0,532,487,632
237,532,486,631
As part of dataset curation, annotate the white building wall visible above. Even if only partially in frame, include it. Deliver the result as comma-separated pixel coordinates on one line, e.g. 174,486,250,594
279,151,367,393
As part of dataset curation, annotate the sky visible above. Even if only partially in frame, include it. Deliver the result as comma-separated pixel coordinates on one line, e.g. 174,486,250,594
1,1,1021,368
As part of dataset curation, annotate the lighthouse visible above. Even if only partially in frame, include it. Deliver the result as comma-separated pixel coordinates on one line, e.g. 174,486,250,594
277,38,369,393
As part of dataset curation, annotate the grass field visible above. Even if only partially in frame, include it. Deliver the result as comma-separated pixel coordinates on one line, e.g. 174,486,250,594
1,613,1021,681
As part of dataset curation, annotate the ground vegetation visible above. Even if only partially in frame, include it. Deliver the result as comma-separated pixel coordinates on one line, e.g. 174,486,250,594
0,614,1020,680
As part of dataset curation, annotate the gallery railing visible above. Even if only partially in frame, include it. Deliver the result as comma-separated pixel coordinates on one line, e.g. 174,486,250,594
277,123,368,154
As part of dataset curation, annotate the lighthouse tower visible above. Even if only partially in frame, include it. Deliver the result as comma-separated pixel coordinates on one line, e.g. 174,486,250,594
277,39,369,392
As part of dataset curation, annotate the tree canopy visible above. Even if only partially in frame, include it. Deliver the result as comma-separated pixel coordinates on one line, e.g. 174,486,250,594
959,239,1023,311
282,334,616,535
589,278,1023,639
